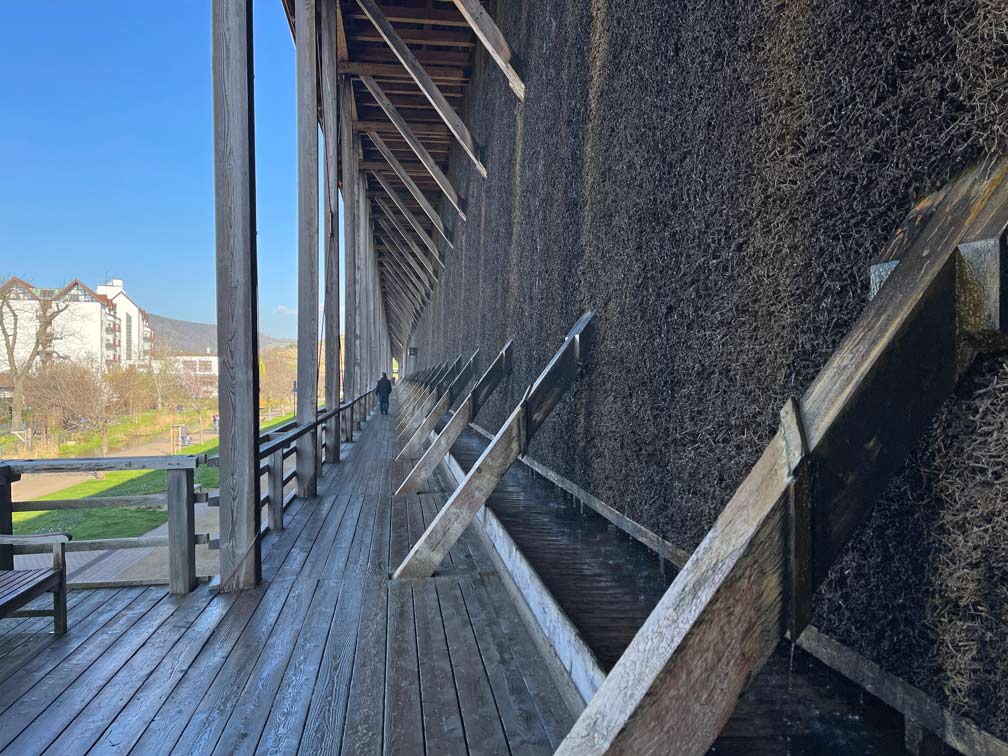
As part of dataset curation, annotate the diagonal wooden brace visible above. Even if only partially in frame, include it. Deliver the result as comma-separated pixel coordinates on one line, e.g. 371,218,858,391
394,313,593,580
396,340,514,497
780,396,813,640
397,349,479,461
397,356,463,443
396,359,452,433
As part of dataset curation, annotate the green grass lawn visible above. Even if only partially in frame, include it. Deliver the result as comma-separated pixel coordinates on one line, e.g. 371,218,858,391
13,413,295,540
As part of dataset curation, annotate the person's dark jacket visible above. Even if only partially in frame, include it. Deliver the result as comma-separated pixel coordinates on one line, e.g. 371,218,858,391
376,376,393,399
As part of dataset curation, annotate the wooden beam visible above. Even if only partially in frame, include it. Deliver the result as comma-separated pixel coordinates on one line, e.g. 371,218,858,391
371,169,444,257
353,118,449,137
397,358,459,436
396,340,512,495
339,61,466,82
450,0,525,101
374,197,438,280
344,5,470,27
295,0,319,498
394,313,593,579
353,27,475,48
358,75,465,219
320,0,342,464
355,0,487,177
398,349,478,459
212,0,261,591
554,161,1008,755
366,131,449,244
396,355,464,445
167,468,196,594
341,78,359,405
375,216,434,291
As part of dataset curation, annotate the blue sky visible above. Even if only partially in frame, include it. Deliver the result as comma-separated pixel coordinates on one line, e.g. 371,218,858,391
0,1,340,339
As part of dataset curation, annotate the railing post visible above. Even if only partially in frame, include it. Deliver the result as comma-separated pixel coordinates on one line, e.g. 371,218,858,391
0,467,16,571
315,423,324,481
269,447,285,531
167,467,196,595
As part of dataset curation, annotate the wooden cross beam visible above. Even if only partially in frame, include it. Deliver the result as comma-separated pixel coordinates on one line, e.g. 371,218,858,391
394,312,593,580
376,216,435,289
370,169,443,258
365,130,450,245
397,356,463,441
397,349,479,460
398,360,454,432
355,0,487,177
379,255,426,311
554,160,1008,755
395,339,513,496
450,0,525,101
358,75,465,219
374,196,438,279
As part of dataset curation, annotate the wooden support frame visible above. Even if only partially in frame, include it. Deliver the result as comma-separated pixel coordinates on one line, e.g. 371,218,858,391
355,0,487,177
376,214,435,287
396,340,513,496
294,0,319,499
450,0,525,101
394,312,593,580
212,0,261,591
397,356,462,442
554,162,1008,755
370,170,442,259
374,196,438,280
359,75,465,219
397,350,478,458
397,361,449,432
167,468,197,595
365,130,450,244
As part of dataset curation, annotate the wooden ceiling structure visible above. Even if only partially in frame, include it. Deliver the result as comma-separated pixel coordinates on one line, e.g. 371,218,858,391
281,0,525,356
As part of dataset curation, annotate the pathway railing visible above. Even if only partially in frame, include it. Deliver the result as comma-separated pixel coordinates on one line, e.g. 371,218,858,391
0,455,207,594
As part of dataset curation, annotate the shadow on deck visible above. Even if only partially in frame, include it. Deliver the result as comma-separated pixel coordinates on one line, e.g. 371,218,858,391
0,399,573,755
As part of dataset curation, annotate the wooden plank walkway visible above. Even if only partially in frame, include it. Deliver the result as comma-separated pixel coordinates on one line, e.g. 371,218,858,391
0,400,573,755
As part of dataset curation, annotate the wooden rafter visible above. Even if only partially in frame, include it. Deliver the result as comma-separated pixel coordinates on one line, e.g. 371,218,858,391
450,0,525,101
366,131,449,244
374,196,437,280
359,75,465,219
354,0,487,177
370,170,443,257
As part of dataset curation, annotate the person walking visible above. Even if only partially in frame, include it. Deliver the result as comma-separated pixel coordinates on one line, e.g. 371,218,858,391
375,372,393,416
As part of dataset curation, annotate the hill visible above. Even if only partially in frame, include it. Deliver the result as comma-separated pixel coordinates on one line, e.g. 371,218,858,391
148,313,293,354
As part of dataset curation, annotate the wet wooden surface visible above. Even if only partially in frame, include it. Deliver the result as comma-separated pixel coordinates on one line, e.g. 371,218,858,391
0,401,572,755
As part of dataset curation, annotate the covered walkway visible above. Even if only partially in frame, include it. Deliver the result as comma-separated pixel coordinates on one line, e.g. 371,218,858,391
0,401,572,755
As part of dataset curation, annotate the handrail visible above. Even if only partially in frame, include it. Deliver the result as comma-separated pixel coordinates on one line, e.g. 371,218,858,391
555,160,1008,755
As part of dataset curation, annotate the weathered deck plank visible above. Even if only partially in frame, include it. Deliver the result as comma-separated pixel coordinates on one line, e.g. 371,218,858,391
0,400,572,756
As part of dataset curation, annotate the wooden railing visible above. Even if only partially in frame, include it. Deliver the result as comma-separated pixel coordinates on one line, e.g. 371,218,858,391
0,455,207,594
554,160,1008,754
0,388,378,597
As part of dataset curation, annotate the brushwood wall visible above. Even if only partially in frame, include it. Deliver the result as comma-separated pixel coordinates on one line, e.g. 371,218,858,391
406,0,1008,735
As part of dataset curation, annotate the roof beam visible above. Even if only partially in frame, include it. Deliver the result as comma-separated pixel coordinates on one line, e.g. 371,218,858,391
450,0,525,101
355,0,487,178
359,75,465,219
374,196,438,280
344,6,470,27
375,212,436,287
340,61,466,82
371,169,445,257
366,132,450,244
353,119,449,138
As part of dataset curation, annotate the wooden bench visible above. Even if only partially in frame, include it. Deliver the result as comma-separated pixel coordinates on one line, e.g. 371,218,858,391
0,534,69,635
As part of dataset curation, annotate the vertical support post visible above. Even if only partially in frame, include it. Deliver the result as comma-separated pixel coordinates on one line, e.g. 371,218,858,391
295,0,319,499
0,468,16,571
51,539,66,635
270,448,285,531
341,77,358,422
213,0,261,591
167,468,197,595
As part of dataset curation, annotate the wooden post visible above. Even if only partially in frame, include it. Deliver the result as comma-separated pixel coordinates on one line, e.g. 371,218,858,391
0,468,17,571
341,76,358,434
394,313,592,580
269,448,285,532
52,539,66,635
295,0,319,499
212,0,261,591
167,468,196,595
396,341,512,496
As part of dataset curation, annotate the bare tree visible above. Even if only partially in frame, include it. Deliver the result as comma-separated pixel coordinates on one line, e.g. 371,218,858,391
0,279,70,432
260,345,297,419
27,360,125,455
147,342,182,411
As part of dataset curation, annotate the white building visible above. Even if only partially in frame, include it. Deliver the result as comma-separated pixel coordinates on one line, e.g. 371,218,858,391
0,277,153,375
96,279,153,363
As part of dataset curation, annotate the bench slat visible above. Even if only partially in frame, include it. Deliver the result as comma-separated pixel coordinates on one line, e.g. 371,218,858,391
0,569,60,613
